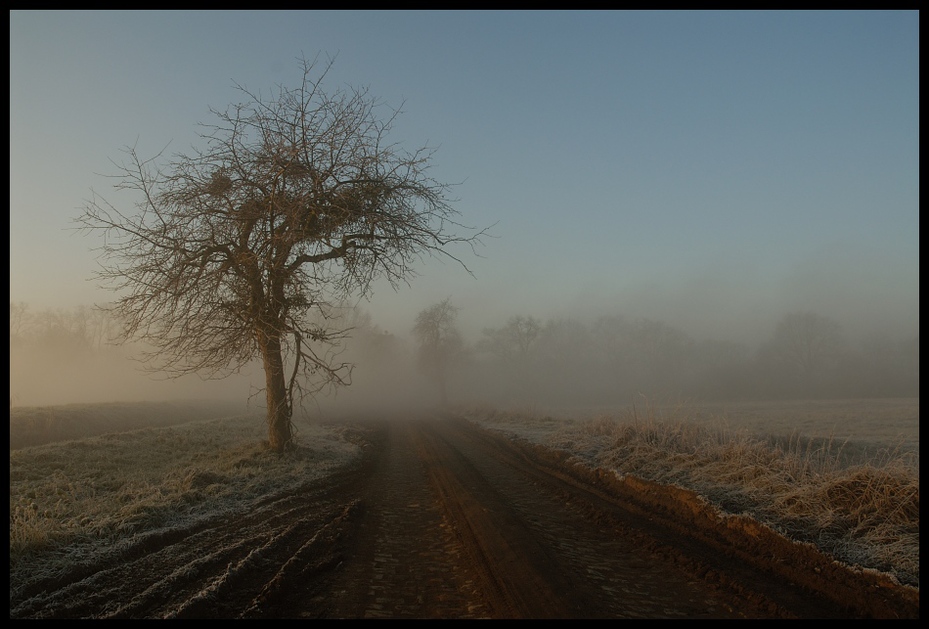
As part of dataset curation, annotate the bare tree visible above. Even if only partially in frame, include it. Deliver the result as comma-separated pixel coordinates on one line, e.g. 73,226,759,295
770,311,845,377
477,315,541,363
78,56,485,451
10,301,30,344
412,298,463,406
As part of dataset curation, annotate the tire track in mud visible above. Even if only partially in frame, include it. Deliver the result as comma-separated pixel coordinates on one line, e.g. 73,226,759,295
9,461,371,619
11,416,919,619
287,417,770,618
413,419,766,618
298,420,494,619
433,417,918,619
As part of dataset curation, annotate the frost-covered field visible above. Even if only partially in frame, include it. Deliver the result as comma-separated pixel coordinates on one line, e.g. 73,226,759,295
10,412,362,601
462,398,919,588
469,398,919,454
10,398,919,600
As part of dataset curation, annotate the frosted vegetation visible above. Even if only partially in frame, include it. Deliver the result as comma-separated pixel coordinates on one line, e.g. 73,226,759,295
10,411,361,601
464,399,919,589
10,398,918,598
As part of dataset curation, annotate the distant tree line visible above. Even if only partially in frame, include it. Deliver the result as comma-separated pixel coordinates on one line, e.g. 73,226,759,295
466,310,918,403
405,302,918,405
11,301,919,407
10,302,120,354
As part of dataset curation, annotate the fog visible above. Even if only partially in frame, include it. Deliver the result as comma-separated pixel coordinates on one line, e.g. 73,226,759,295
10,272,918,412
11,232,917,411
10,13,917,415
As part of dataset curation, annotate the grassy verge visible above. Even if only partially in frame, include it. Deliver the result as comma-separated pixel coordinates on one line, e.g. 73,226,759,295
465,403,919,589
10,413,361,590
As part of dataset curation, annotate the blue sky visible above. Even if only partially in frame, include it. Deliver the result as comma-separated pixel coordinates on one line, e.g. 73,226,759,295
10,11,919,346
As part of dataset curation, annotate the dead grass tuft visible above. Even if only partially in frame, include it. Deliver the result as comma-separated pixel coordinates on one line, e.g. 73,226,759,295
9,412,362,599
466,400,919,589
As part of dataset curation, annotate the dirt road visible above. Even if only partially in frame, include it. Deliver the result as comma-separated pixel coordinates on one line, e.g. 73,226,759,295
11,415,918,619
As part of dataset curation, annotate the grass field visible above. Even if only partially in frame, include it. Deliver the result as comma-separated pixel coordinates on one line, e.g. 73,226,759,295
9,397,919,598
464,397,919,589
9,407,362,602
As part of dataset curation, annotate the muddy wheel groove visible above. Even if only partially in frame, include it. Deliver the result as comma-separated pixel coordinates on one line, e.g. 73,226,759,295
446,416,919,619
414,422,590,618
10,417,918,619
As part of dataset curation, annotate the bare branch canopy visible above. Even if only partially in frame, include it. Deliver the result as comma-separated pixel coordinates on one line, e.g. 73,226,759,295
78,56,487,451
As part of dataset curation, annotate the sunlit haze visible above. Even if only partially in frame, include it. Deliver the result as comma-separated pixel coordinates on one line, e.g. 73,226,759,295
10,11,919,406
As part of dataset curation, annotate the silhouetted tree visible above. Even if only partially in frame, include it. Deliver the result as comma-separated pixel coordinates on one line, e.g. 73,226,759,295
412,298,463,405
477,315,541,363
771,311,845,377
756,311,846,397
9,302,29,346
78,56,485,451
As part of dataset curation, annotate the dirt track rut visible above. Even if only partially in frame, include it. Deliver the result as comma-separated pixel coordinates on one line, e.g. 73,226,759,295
10,416,919,619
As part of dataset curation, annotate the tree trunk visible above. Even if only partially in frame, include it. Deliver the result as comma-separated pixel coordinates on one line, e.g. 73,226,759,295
259,332,293,452
436,367,449,407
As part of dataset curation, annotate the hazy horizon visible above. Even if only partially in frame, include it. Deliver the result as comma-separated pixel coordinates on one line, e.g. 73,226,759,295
10,11,918,406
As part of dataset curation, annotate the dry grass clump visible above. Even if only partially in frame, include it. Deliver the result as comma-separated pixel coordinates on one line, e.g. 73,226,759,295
10,413,361,589
554,410,918,588
770,460,919,584
466,402,919,588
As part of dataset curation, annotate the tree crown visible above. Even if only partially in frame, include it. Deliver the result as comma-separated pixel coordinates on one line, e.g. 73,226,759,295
79,56,485,406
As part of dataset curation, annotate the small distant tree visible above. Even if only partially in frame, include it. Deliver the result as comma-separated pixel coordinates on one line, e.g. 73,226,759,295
412,298,463,405
9,302,30,345
771,311,845,377
78,56,485,451
477,315,541,363
757,311,846,397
